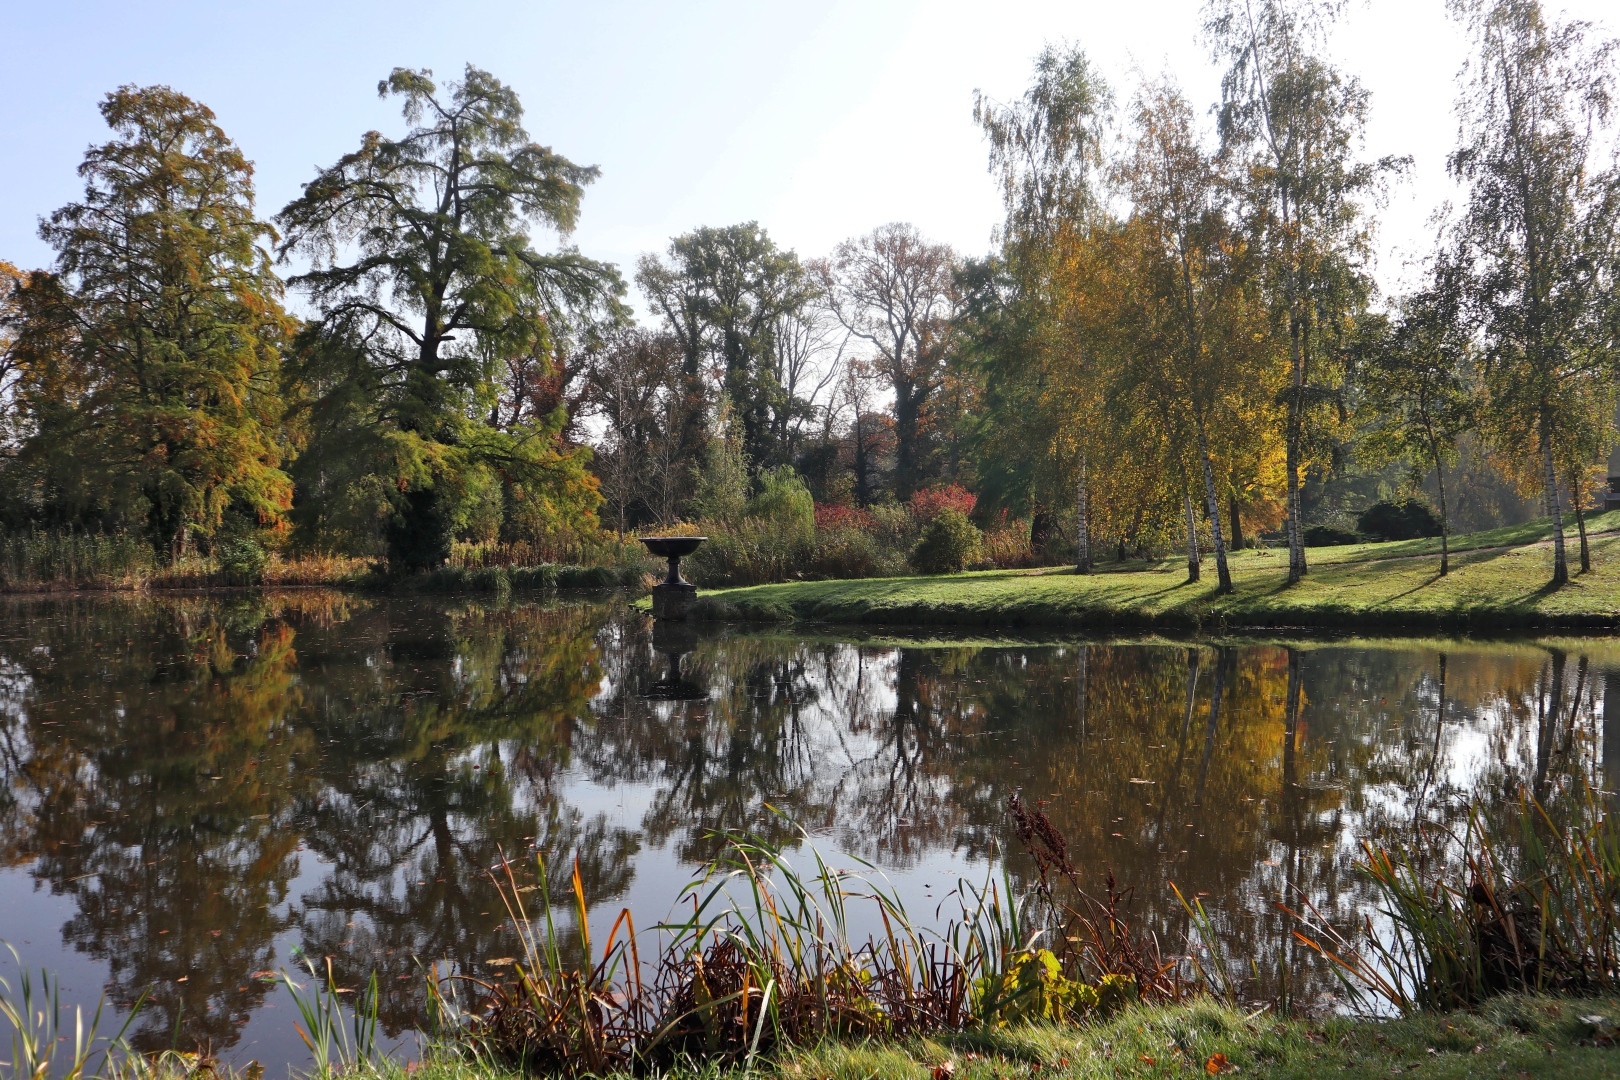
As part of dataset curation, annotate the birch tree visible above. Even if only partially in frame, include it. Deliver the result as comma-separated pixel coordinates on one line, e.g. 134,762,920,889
974,44,1112,571
1205,0,1399,583
1445,0,1620,586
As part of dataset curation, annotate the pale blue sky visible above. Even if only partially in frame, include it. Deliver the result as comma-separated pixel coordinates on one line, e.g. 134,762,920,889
2,0,1613,316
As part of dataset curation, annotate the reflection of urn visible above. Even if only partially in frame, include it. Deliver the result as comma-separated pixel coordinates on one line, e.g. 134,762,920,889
646,620,705,700
639,536,706,620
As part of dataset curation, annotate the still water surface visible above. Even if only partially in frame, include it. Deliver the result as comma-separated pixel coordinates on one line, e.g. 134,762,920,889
0,592,1615,1070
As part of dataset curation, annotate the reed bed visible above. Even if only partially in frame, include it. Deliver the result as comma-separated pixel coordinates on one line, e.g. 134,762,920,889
0,529,641,593
0,532,155,591
1288,787,1620,1014
440,806,1182,1077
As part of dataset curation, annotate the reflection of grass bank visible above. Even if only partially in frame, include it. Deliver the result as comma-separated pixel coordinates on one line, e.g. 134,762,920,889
0,538,650,593
687,512,1620,630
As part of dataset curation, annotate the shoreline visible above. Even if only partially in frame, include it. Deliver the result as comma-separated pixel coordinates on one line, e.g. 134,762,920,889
676,513,1620,634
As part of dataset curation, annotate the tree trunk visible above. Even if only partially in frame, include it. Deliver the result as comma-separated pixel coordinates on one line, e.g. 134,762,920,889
1198,431,1232,593
1575,492,1590,573
1075,451,1091,574
1285,329,1306,583
1434,449,1450,576
1184,492,1201,582
1543,431,1568,586
1228,494,1244,553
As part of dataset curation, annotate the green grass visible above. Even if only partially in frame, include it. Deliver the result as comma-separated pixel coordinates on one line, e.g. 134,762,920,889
686,512,1620,631
355,996,1620,1080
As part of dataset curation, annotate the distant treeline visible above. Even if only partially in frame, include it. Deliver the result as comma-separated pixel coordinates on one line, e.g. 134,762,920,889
1,0,1616,588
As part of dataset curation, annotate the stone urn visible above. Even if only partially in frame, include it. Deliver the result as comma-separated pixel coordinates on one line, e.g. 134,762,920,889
639,535,706,620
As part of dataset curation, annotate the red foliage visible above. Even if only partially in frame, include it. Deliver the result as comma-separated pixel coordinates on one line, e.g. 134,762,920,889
814,503,875,531
908,484,977,523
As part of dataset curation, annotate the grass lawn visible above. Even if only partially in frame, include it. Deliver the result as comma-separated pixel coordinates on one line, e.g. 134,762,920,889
395,997,1619,1080
690,512,1620,631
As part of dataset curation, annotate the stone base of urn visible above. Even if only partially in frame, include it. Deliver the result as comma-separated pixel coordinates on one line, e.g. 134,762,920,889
651,581,698,620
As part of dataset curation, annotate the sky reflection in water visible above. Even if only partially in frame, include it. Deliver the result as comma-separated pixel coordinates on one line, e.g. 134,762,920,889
0,592,1614,1069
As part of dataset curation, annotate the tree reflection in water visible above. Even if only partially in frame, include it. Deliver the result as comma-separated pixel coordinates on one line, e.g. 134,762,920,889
0,595,1614,1056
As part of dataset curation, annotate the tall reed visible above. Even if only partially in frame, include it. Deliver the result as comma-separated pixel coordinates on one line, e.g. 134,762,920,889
0,944,142,1080
451,811,1156,1076
0,533,155,591
1286,787,1620,1013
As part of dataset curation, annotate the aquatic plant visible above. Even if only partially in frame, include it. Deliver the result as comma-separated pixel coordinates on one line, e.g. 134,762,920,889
1286,787,1620,1013
450,811,1154,1076
0,944,142,1080
276,950,383,1073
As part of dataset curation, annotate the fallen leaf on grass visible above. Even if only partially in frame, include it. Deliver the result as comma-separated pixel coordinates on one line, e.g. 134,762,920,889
1205,1052,1235,1073
930,1062,955,1080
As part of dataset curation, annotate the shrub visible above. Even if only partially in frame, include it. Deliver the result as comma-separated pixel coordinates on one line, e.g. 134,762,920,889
1357,499,1442,542
909,482,977,523
810,524,907,579
215,536,270,584
746,467,815,543
909,508,982,574
813,503,875,531
1303,525,1364,547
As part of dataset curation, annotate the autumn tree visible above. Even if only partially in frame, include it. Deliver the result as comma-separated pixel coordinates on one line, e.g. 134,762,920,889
5,87,292,556
583,328,690,535
635,223,816,476
1445,0,1620,586
1358,286,1476,574
0,262,26,454
277,66,621,569
1206,0,1399,583
970,44,1113,570
1113,78,1272,593
820,224,957,500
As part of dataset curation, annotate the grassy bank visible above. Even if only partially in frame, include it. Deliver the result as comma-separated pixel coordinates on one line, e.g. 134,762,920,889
366,997,1618,1080
684,511,1620,631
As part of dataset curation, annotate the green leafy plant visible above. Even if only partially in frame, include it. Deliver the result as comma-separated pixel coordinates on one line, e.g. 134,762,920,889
909,509,982,575
0,943,143,1080
275,947,382,1072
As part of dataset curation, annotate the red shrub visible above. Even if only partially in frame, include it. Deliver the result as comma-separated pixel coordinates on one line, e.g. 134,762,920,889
814,503,876,531
908,484,977,523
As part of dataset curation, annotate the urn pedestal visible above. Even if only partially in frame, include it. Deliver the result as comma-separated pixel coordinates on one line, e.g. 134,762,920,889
651,581,698,620
638,536,707,621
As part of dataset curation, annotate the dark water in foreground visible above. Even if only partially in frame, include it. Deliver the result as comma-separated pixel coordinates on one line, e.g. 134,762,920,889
0,592,1615,1070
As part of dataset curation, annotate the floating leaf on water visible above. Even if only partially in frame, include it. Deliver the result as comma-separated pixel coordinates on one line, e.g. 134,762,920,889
1128,778,1155,784
487,957,516,967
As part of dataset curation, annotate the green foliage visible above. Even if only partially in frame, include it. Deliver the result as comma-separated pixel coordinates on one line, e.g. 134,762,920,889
910,509,982,575
746,467,814,540
1357,500,1442,542
276,65,619,571
971,950,1135,1026
214,536,269,585
5,86,293,558
636,224,816,471
690,401,751,524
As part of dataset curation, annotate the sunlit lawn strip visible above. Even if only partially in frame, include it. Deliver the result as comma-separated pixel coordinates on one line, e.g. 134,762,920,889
693,512,1620,630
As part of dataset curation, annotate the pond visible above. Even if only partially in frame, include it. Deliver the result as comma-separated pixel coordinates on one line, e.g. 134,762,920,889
0,592,1613,1071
